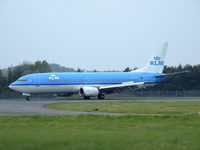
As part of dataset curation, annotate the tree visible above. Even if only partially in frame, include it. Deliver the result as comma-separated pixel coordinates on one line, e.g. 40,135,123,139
123,67,131,72
153,64,200,90
10,60,52,83
33,60,51,73
0,69,7,92
77,68,84,72
7,67,13,84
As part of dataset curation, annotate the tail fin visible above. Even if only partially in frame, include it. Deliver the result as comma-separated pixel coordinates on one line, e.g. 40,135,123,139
132,42,168,73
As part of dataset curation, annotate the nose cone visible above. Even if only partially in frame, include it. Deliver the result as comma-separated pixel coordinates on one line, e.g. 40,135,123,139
9,81,22,92
9,82,15,90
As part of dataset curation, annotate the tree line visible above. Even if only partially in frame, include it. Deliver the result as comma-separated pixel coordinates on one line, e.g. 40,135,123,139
155,64,200,90
0,61,199,92
0,61,51,92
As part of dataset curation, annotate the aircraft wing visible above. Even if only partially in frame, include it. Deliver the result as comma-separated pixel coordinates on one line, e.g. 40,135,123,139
99,82,144,93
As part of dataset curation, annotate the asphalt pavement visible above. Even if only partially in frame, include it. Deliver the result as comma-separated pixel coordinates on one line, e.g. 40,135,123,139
0,98,199,116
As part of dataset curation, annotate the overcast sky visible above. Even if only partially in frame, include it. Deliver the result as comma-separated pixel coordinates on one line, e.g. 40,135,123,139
0,0,200,71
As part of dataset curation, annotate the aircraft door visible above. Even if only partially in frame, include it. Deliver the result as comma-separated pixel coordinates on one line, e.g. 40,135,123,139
35,77,40,86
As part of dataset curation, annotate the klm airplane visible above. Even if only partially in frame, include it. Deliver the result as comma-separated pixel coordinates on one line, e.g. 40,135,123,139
9,42,179,100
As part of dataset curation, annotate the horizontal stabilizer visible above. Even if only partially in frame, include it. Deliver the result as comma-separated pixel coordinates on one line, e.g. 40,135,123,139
155,71,189,78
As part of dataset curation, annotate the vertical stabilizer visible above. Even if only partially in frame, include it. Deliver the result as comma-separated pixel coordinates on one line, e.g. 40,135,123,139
132,42,168,73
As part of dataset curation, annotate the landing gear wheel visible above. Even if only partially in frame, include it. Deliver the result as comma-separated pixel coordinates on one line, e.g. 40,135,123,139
26,96,30,101
84,96,90,100
98,93,105,100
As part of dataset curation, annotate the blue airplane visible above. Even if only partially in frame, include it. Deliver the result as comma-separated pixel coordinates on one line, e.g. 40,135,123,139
9,42,182,100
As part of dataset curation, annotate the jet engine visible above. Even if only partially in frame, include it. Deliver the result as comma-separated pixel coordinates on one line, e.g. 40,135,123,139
80,87,99,97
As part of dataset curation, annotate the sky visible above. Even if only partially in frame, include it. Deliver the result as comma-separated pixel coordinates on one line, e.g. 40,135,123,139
0,0,200,71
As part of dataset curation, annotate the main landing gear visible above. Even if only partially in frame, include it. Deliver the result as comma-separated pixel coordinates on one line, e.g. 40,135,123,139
83,93,105,100
98,93,105,100
84,96,90,100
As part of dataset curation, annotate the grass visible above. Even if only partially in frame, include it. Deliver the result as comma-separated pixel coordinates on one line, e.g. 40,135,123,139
0,115,200,150
54,94,200,100
1,101,200,150
46,101,200,115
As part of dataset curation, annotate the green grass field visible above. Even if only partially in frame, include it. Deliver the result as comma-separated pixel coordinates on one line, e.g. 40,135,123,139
47,101,200,115
0,115,200,150
1,101,200,150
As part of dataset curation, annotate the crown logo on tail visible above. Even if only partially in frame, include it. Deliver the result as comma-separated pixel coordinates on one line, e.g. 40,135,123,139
154,56,160,60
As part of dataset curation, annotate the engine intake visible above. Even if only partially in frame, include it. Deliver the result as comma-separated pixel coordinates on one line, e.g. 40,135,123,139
80,87,99,97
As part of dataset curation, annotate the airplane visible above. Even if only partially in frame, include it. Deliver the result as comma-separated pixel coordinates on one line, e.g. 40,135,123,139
9,42,185,100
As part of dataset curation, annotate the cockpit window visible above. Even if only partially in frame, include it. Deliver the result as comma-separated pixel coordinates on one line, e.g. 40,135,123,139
17,79,27,82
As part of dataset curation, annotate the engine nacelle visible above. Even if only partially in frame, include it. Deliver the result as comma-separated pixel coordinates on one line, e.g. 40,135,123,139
80,87,99,97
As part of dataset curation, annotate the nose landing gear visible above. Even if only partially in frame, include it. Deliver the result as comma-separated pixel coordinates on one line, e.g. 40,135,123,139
26,96,31,101
22,93,31,101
